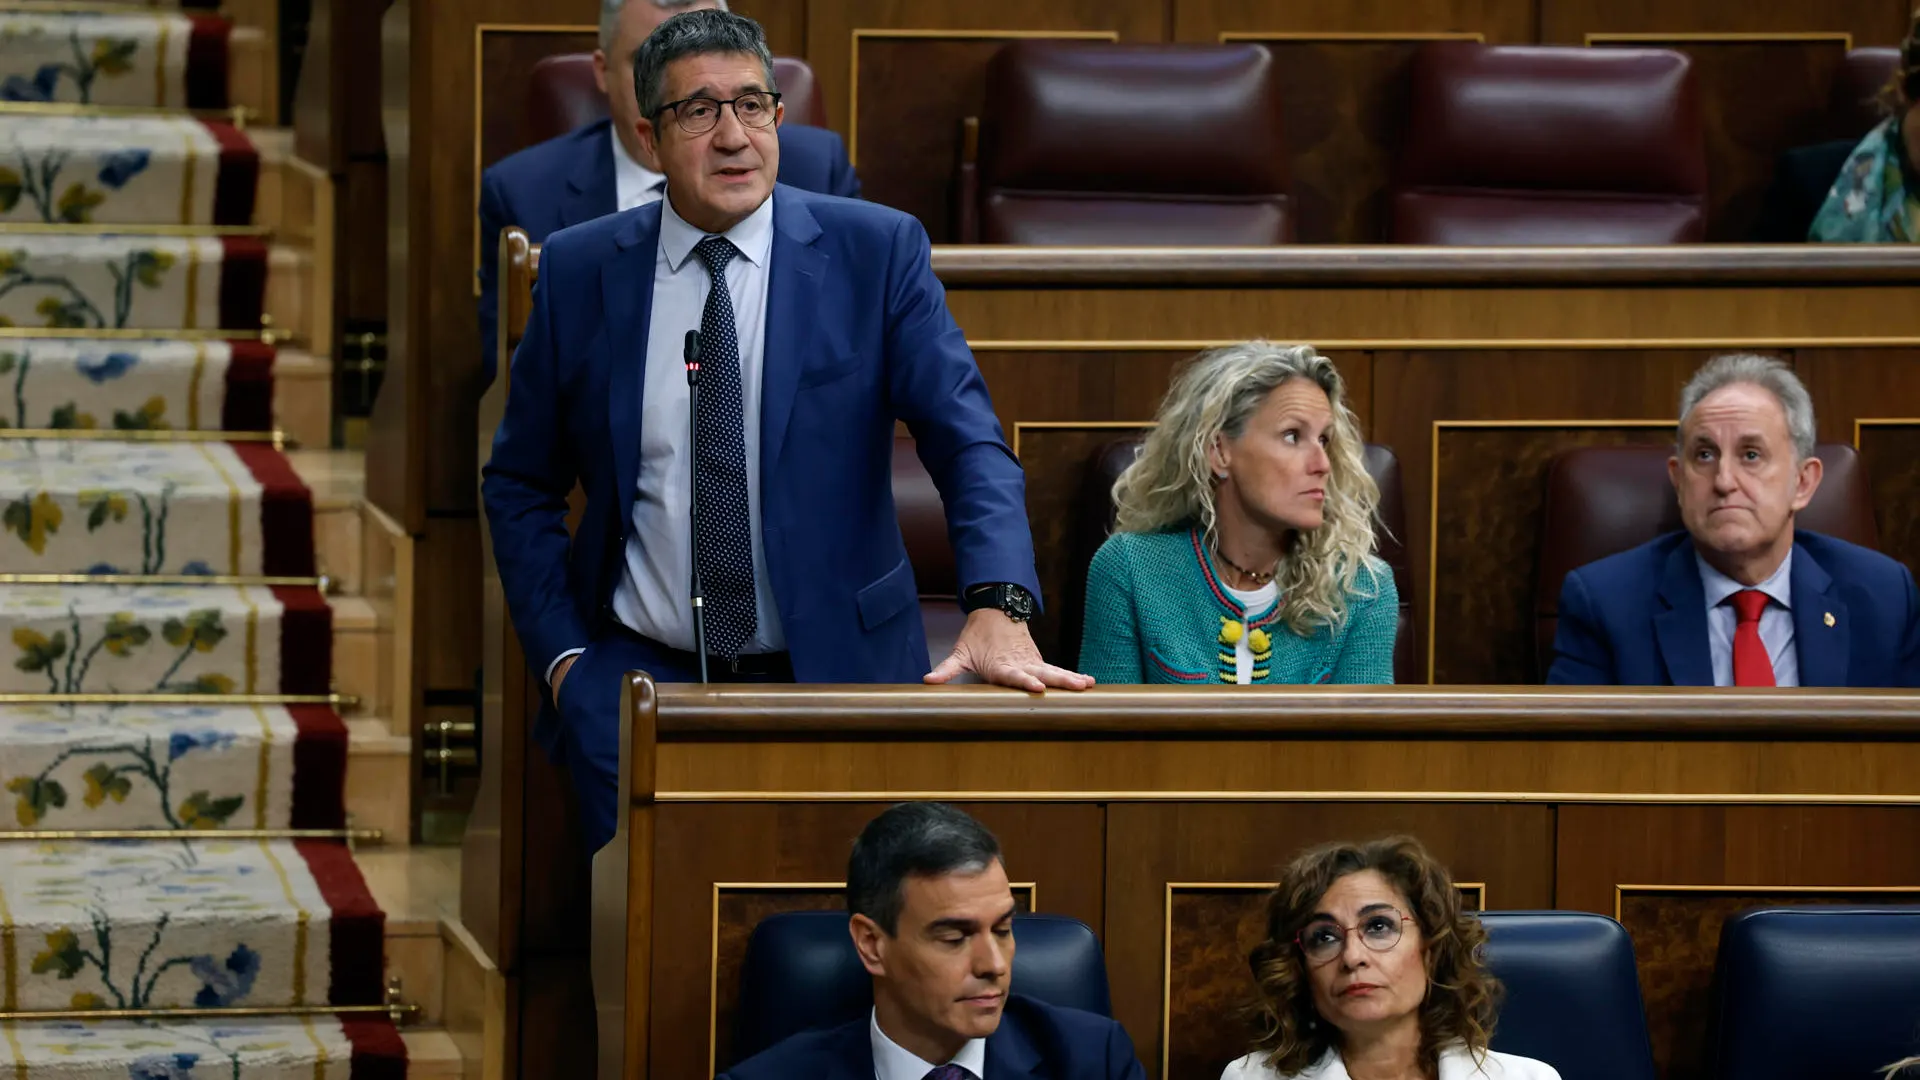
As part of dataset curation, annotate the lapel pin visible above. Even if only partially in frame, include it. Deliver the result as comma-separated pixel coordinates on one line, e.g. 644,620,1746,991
1824,612,1836,627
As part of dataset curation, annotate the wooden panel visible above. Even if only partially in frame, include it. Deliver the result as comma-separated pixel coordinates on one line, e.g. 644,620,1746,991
850,32,1118,239
1591,38,1850,241
1430,422,1676,684
1371,350,1710,684
422,514,484,691
709,884,1035,1072
477,27,597,176
1106,802,1554,1080
1556,805,1920,1080
649,803,1104,1080
1176,0,1535,42
1014,424,1152,665
1856,423,1920,581
809,0,1166,139
732,0,809,58
1539,0,1909,46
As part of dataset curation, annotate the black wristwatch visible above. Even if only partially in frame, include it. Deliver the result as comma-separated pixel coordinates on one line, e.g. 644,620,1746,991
962,583,1037,623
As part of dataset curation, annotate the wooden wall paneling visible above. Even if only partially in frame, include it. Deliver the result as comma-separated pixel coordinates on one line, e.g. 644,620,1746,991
1175,0,1536,42
733,0,809,58
809,0,1168,139
1555,805,1920,1080
1855,422,1920,580
1105,802,1555,1080
1792,346,1920,577
422,516,484,690
1369,349,1713,684
649,803,1105,1080
1539,0,1911,47
848,31,1119,239
1588,36,1852,241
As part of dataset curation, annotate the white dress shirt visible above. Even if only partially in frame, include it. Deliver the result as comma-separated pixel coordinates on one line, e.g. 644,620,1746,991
546,190,783,682
871,1009,987,1080
1221,1043,1561,1080
610,125,667,211
1697,549,1798,687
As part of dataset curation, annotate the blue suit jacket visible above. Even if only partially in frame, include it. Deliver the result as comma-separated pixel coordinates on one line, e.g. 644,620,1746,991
718,995,1147,1080
1547,530,1920,687
478,117,860,384
480,185,1038,753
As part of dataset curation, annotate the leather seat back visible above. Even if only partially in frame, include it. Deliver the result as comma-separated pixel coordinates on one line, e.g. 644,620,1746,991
525,52,826,146
1477,912,1658,1080
891,436,963,665
1391,43,1708,244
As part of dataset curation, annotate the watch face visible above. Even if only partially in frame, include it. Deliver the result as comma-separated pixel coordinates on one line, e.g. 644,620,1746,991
1006,587,1037,620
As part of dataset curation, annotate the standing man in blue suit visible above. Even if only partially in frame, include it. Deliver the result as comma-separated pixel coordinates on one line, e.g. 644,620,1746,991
481,10,1092,851
477,0,860,384
721,803,1147,1080
1549,354,1920,686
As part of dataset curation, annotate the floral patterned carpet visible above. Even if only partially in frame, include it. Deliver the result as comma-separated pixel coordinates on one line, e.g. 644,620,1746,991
0,2,406,1073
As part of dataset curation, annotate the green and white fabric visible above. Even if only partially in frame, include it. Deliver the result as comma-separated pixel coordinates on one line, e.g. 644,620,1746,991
1,584,286,695
0,12,196,108
0,114,235,225
0,442,269,575
0,339,238,433
0,234,221,330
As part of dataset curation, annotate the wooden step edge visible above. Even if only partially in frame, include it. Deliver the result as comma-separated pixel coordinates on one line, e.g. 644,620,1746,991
329,593,380,631
401,1029,464,1078
346,716,409,756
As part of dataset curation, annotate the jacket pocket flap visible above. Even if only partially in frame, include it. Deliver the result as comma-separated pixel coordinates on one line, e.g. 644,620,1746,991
856,557,919,631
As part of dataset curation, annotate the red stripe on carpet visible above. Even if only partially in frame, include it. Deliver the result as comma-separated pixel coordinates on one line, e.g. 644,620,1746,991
295,840,386,1006
220,340,276,431
203,120,258,226
341,1014,410,1080
272,586,333,695
288,704,347,830
232,442,314,576
218,236,267,330
184,15,231,110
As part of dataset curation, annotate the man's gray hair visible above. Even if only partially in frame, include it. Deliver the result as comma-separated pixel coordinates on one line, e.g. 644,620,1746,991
1677,353,1817,461
598,0,728,51
630,7,774,120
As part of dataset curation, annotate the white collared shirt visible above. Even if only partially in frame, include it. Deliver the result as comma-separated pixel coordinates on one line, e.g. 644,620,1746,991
1221,1043,1561,1080
610,124,667,211
871,1009,987,1080
1697,547,1799,687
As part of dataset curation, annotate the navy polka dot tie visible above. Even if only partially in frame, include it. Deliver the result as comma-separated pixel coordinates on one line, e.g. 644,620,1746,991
692,235,757,661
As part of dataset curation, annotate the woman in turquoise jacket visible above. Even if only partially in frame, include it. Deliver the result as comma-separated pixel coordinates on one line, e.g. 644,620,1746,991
1079,342,1398,685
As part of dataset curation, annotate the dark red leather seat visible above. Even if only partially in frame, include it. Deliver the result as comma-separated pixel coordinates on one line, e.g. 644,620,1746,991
1390,43,1709,244
524,53,826,145
891,437,964,666
1532,442,1878,680
1063,437,1413,682
963,41,1291,245
1824,47,1903,140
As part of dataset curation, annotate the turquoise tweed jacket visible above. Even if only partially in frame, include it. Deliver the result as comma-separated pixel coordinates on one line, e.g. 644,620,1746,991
1078,527,1399,685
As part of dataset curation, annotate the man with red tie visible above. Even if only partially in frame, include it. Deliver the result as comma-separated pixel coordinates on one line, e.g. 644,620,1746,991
1548,354,1920,687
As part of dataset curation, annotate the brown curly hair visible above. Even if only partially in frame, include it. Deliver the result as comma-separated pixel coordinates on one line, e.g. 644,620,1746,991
1887,7,1920,113
1244,837,1500,1076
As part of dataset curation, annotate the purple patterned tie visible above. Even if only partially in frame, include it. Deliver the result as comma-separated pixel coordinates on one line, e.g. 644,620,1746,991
924,1067,973,1080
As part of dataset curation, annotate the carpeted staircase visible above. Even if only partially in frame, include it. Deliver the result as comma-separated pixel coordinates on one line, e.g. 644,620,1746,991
0,2,411,1075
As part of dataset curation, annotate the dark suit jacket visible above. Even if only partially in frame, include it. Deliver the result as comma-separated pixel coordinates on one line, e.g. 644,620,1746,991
718,995,1147,1080
480,185,1038,755
478,117,860,383
1547,530,1920,687
1749,139,1855,242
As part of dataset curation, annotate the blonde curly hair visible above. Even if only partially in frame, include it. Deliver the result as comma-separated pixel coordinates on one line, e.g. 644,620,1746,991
1110,341,1382,636
1245,837,1502,1077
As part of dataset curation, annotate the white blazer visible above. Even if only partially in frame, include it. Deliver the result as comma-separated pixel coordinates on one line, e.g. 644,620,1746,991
1221,1043,1562,1080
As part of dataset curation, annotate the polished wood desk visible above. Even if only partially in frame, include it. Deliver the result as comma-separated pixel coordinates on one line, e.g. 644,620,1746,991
578,680,1920,1080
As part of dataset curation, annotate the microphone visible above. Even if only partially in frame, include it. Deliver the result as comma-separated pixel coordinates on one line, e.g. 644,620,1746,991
683,329,709,683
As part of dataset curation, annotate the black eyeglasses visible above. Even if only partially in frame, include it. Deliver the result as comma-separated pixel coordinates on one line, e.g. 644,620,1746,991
650,91,781,135
1295,910,1415,966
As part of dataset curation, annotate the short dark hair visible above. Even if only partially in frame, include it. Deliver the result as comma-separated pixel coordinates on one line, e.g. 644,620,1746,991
631,7,777,121
847,803,1004,936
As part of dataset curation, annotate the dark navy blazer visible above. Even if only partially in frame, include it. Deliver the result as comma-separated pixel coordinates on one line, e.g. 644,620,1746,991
1547,530,1920,687
478,117,860,383
480,185,1037,755
718,995,1147,1080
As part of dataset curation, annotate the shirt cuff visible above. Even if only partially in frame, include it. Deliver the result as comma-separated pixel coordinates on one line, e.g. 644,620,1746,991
545,647,586,687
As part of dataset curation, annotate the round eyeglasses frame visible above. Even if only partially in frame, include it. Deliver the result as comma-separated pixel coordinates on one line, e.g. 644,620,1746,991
1294,913,1416,966
650,91,783,135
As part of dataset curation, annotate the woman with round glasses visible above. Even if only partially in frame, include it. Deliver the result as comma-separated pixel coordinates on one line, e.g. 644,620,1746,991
1222,837,1559,1080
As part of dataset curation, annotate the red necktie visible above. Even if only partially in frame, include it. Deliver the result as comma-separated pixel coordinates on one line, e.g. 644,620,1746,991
1731,589,1776,687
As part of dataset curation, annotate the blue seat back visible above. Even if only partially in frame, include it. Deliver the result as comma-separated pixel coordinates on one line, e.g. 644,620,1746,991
1478,911,1658,1080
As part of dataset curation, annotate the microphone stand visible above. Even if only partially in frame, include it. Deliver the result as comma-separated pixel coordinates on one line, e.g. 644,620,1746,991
683,329,710,684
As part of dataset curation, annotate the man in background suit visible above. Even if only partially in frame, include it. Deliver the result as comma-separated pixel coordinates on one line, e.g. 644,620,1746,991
477,0,859,383
1549,354,1920,686
482,10,1090,851
720,803,1147,1080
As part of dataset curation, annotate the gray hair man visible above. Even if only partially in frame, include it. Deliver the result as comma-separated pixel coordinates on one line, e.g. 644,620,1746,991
1547,353,1920,687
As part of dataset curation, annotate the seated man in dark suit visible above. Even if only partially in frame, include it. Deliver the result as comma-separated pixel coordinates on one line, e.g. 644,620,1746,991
477,0,860,383
1549,354,1920,686
721,803,1146,1080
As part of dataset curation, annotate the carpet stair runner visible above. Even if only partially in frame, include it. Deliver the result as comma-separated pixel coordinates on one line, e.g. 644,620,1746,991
0,3,407,1073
